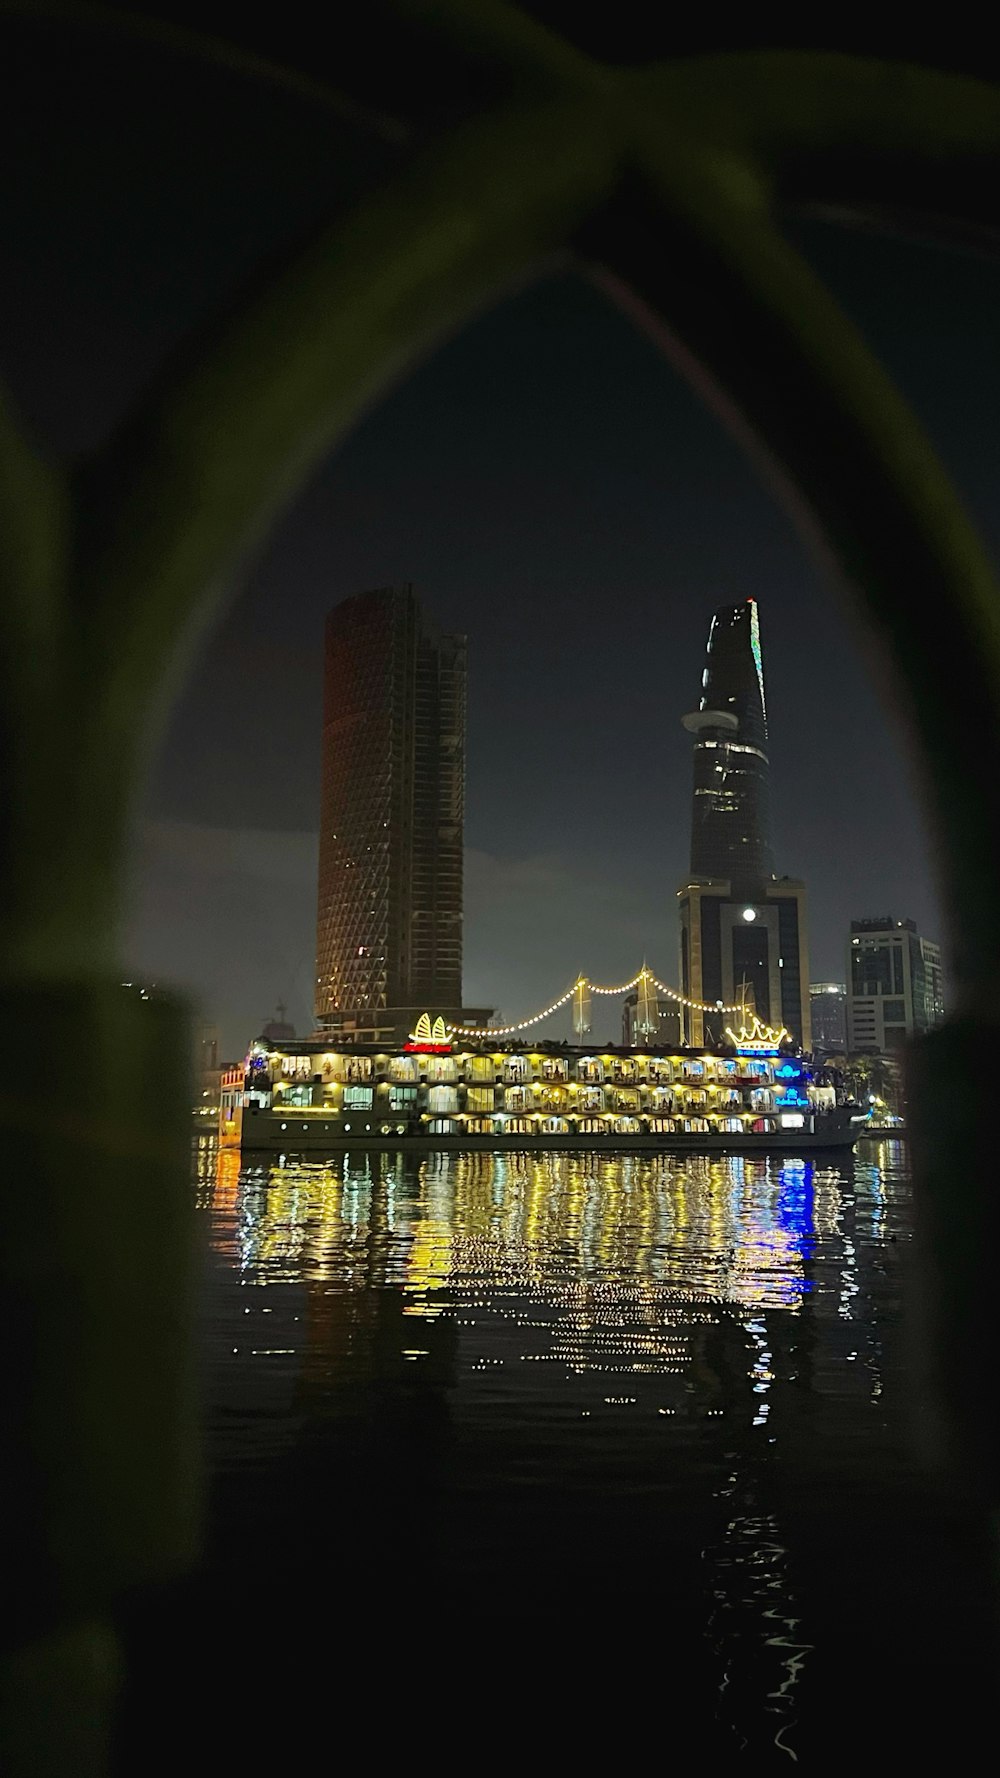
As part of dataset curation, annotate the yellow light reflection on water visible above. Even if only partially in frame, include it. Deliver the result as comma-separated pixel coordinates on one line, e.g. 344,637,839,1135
210,1150,850,1369
200,1143,906,1764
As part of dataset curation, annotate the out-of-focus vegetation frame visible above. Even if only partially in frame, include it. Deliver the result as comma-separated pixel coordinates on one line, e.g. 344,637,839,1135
2,2,999,1768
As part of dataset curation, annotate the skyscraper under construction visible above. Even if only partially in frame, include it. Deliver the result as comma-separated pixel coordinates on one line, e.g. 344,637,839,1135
678,599,810,1048
315,585,489,1044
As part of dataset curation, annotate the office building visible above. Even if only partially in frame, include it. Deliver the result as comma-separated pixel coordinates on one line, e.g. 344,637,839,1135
314,585,490,1044
622,978,681,1048
809,983,848,1052
685,597,774,882
260,1003,296,1043
847,916,945,1052
678,600,810,1048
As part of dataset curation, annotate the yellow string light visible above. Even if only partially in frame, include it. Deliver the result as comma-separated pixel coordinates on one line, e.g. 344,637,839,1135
451,984,577,1038
449,966,746,1037
649,974,743,1015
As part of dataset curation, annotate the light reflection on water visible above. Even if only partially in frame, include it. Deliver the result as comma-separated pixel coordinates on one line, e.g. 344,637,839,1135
194,1138,922,1757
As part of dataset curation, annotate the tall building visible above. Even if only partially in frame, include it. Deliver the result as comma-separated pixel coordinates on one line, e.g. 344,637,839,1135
260,1003,296,1044
193,1019,223,1120
622,974,681,1048
809,983,848,1052
677,600,811,1049
846,916,945,1052
194,1019,219,1073
685,599,774,882
315,585,490,1044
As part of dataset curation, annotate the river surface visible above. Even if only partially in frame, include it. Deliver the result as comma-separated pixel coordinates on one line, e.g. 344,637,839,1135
125,1139,993,1767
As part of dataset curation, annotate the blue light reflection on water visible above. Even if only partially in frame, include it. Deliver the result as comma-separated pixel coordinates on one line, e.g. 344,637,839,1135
191,1137,967,1760
775,1160,815,1270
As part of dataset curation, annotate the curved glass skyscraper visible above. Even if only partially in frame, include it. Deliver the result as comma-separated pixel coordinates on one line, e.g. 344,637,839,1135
678,599,810,1049
682,599,774,884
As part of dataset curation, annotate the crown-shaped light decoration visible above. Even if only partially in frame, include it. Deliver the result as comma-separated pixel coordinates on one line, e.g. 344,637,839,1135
724,1010,789,1054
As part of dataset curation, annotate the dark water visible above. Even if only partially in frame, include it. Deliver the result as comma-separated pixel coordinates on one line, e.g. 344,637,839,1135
122,1139,993,1768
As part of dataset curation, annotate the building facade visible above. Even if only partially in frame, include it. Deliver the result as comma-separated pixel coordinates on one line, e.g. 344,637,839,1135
314,585,489,1044
679,876,810,1048
809,983,848,1052
846,916,945,1052
622,980,681,1048
677,600,810,1048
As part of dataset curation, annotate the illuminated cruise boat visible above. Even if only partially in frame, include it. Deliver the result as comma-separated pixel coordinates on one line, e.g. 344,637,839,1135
220,1012,869,1155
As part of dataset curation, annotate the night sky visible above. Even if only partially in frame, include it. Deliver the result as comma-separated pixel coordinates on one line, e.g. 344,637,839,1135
4,13,999,1055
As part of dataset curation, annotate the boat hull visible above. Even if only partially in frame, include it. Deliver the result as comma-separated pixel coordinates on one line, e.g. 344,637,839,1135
235,1121,868,1158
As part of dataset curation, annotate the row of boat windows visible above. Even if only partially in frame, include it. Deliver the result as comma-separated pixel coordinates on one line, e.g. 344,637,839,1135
454,1116,750,1135
261,1117,767,1136
274,1054,775,1086
271,1084,780,1114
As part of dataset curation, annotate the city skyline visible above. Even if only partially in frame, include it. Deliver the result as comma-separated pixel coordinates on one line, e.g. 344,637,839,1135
0,28,968,1056
130,522,945,1055
139,574,921,1056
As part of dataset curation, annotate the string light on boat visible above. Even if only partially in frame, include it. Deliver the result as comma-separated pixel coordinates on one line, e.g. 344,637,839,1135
449,984,577,1038
451,966,745,1037
649,974,743,1015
